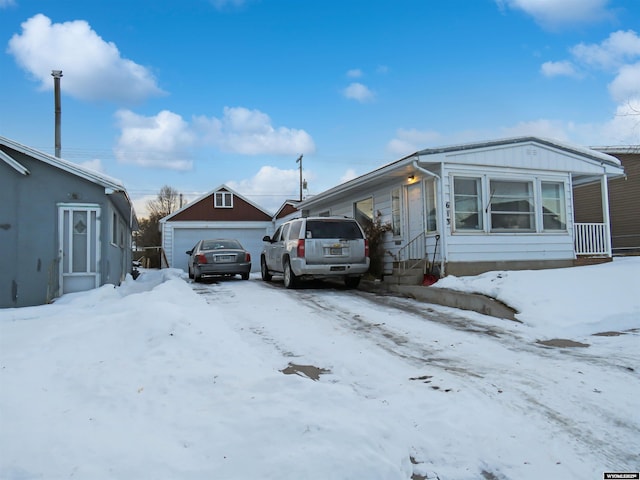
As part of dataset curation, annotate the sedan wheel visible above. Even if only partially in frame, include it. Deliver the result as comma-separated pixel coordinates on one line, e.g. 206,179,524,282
194,267,202,283
261,257,272,282
283,259,298,289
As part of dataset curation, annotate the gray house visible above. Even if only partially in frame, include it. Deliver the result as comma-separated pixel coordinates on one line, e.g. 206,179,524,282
298,137,625,278
1,136,138,308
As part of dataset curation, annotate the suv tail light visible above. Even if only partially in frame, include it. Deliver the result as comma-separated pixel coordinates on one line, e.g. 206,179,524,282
364,239,370,258
296,239,305,258
196,254,208,264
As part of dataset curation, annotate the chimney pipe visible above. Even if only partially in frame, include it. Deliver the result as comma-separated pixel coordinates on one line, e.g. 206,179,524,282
52,70,63,158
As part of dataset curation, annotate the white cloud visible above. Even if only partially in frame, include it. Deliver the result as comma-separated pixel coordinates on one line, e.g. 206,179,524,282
343,82,375,103
227,166,303,213
496,0,611,28
7,14,164,103
499,119,571,141
194,106,315,155
386,128,443,156
79,159,104,173
0,0,16,8
114,110,195,170
540,60,579,78
340,169,358,184
608,62,640,103
571,30,640,70
600,99,640,144
347,69,363,78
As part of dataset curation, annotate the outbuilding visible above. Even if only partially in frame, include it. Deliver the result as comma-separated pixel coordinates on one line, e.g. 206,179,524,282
160,185,273,273
0,135,137,307
298,137,625,278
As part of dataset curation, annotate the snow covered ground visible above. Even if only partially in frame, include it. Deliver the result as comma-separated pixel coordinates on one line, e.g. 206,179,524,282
0,257,638,479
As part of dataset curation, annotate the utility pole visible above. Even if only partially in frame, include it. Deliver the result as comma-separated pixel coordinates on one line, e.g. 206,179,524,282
52,70,63,158
296,154,303,201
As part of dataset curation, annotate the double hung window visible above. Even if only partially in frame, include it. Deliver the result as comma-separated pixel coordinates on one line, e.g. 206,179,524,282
214,191,233,208
453,178,483,231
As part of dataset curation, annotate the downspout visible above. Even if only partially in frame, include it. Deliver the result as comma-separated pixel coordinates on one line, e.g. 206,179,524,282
412,160,446,276
600,163,612,257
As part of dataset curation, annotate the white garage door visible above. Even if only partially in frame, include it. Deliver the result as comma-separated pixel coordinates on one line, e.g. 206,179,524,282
173,227,267,273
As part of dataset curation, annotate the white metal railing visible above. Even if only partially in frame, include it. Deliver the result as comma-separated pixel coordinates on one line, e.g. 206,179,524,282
574,223,609,256
395,231,426,274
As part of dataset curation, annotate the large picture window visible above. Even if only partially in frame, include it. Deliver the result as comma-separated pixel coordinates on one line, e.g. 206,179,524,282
541,182,566,230
489,180,534,231
453,177,483,230
451,175,568,234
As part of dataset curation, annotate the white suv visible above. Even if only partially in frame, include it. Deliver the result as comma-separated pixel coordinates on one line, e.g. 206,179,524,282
261,216,370,289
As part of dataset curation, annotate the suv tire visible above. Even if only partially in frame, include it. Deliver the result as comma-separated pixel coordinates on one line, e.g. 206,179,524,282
344,276,361,289
283,259,298,289
261,257,272,281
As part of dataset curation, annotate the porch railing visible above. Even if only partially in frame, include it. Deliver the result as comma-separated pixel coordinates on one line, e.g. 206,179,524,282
396,231,426,274
574,223,609,256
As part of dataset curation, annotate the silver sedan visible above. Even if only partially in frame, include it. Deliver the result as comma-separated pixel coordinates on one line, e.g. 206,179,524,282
186,239,251,282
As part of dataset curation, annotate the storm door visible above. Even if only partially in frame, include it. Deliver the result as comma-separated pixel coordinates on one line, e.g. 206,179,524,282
405,182,424,259
58,204,101,294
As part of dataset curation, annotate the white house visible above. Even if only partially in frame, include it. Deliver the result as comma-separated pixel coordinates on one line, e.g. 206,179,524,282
297,137,625,277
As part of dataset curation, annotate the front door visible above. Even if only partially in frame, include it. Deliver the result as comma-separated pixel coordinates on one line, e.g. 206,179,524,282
406,182,424,259
58,204,101,295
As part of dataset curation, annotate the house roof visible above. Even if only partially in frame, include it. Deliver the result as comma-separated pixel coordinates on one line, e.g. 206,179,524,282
1,135,138,229
160,184,274,222
299,136,624,209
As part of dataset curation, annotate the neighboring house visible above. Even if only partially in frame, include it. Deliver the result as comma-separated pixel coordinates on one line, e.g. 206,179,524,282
273,199,302,227
574,145,640,254
297,137,625,277
0,135,137,308
160,185,273,273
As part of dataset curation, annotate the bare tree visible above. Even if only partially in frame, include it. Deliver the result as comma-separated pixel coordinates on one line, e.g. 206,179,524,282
134,185,181,266
147,185,180,220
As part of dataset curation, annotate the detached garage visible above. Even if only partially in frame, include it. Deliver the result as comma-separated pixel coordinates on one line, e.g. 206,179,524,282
160,185,273,273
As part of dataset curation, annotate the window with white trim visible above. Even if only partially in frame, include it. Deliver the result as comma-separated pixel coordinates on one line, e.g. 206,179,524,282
425,178,437,232
452,175,569,233
391,188,401,236
541,181,566,230
489,180,534,231
453,177,483,231
354,197,374,231
214,191,233,208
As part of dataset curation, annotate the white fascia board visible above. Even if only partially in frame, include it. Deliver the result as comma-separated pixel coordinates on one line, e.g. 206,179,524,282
0,149,30,175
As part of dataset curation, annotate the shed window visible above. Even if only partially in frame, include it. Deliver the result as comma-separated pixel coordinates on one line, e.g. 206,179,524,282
541,182,566,230
489,180,534,231
453,177,483,230
214,191,233,208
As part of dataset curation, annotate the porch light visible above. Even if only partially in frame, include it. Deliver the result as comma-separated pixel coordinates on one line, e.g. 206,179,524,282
408,174,415,182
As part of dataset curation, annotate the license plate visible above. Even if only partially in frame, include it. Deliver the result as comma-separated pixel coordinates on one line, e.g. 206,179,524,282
330,248,342,255
215,255,234,263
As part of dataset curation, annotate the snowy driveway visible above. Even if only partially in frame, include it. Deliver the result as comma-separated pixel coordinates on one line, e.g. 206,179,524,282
190,275,639,479
1,268,638,480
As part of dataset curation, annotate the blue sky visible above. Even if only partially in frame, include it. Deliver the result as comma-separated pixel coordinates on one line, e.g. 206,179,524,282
1,0,639,216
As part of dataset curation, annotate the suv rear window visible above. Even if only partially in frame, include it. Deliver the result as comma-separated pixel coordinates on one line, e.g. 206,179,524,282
305,220,364,239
